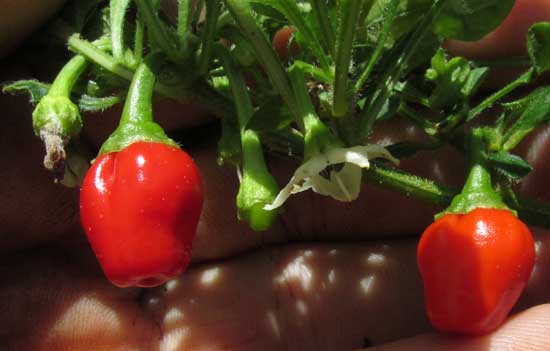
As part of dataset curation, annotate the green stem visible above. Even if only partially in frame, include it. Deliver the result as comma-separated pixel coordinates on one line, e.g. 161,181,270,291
354,0,399,92
68,35,235,117
68,34,134,81
442,129,510,216
310,0,335,57
359,0,445,138
467,68,535,122
110,0,132,64
224,0,298,120
364,164,456,206
134,14,145,65
198,0,221,76
289,65,343,158
100,54,177,154
135,0,181,62
119,57,156,125
49,55,89,97
332,0,364,117
177,0,192,47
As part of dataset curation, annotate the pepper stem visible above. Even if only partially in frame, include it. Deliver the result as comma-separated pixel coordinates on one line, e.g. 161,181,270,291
99,53,177,155
439,129,511,218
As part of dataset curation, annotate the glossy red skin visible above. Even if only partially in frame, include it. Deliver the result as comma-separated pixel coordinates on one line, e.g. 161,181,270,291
80,142,203,288
418,208,535,335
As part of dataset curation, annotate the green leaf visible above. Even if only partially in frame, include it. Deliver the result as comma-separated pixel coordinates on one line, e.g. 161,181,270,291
461,66,489,96
77,94,122,112
2,80,50,103
247,97,293,131
425,48,471,110
503,86,550,151
364,0,433,48
527,22,550,75
487,151,532,181
433,0,515,41
250,0,331,71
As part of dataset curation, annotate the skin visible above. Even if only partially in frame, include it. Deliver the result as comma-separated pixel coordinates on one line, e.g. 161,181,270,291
0,0,66,58
1,1,550,350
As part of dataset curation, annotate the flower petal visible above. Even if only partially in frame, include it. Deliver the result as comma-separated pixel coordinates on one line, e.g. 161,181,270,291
263,145,399,210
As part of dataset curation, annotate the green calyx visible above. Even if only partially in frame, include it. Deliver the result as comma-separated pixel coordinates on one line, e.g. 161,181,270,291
99,54,178,155
32,95,82,138
437,129,512,218
236,130,279,231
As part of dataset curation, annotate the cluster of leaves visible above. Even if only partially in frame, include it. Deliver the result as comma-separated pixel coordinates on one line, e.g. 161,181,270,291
2,0,550,229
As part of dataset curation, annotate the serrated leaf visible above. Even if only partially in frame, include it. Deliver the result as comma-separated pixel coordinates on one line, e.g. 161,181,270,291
2,80,51,104
77,94,122,112
461,66,489,96
527,22,550,75
433,0,515,41
503,86,550,150
488,151,532,181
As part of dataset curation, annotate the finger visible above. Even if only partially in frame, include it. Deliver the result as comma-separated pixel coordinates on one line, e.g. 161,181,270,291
361,304,550,351
0,0,66,58
0,63,80,252
3,229,550,351
445,0,550,59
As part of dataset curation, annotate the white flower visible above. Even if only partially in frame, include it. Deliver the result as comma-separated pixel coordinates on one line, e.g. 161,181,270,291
264,145,398,210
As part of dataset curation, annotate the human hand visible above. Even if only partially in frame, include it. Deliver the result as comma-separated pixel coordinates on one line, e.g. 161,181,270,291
1,0,550,350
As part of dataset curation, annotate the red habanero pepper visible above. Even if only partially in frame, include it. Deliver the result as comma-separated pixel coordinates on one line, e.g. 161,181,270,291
80,56,203,288
417,130,535,335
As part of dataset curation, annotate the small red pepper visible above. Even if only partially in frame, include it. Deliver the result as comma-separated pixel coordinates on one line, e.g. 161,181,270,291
418,208,535,335
418,129,535,335
80,56,203,287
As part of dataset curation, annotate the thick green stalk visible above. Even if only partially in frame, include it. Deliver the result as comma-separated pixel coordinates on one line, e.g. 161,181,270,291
134,0,181,62
48,55,89,97
217,44,279,231
100,55,177,154
198,0,221,76
359,0,445,138
442,129,510,217
332,0,363,117
355,0,399,92
310,0,335,57
364,164,456,206
177,0,192,47
224,0,298,120
467,68,535,122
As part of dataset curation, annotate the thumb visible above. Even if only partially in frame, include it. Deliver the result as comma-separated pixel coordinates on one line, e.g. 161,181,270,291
360,304,550,351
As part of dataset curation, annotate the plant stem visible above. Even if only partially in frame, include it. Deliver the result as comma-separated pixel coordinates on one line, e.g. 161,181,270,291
224,0,298,120
332,0,363,118
364,164,456,206
68,35,235,117
135,0,181,62
277,0,331,72
355,0,399,92
49,55,89,97
310,0,335,57
198,0,221,76
467,68,535,121
177,0,192,47
359,0,445,138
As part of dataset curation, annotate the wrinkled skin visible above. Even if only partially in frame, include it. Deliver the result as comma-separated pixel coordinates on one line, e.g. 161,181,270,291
1,1,550,350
